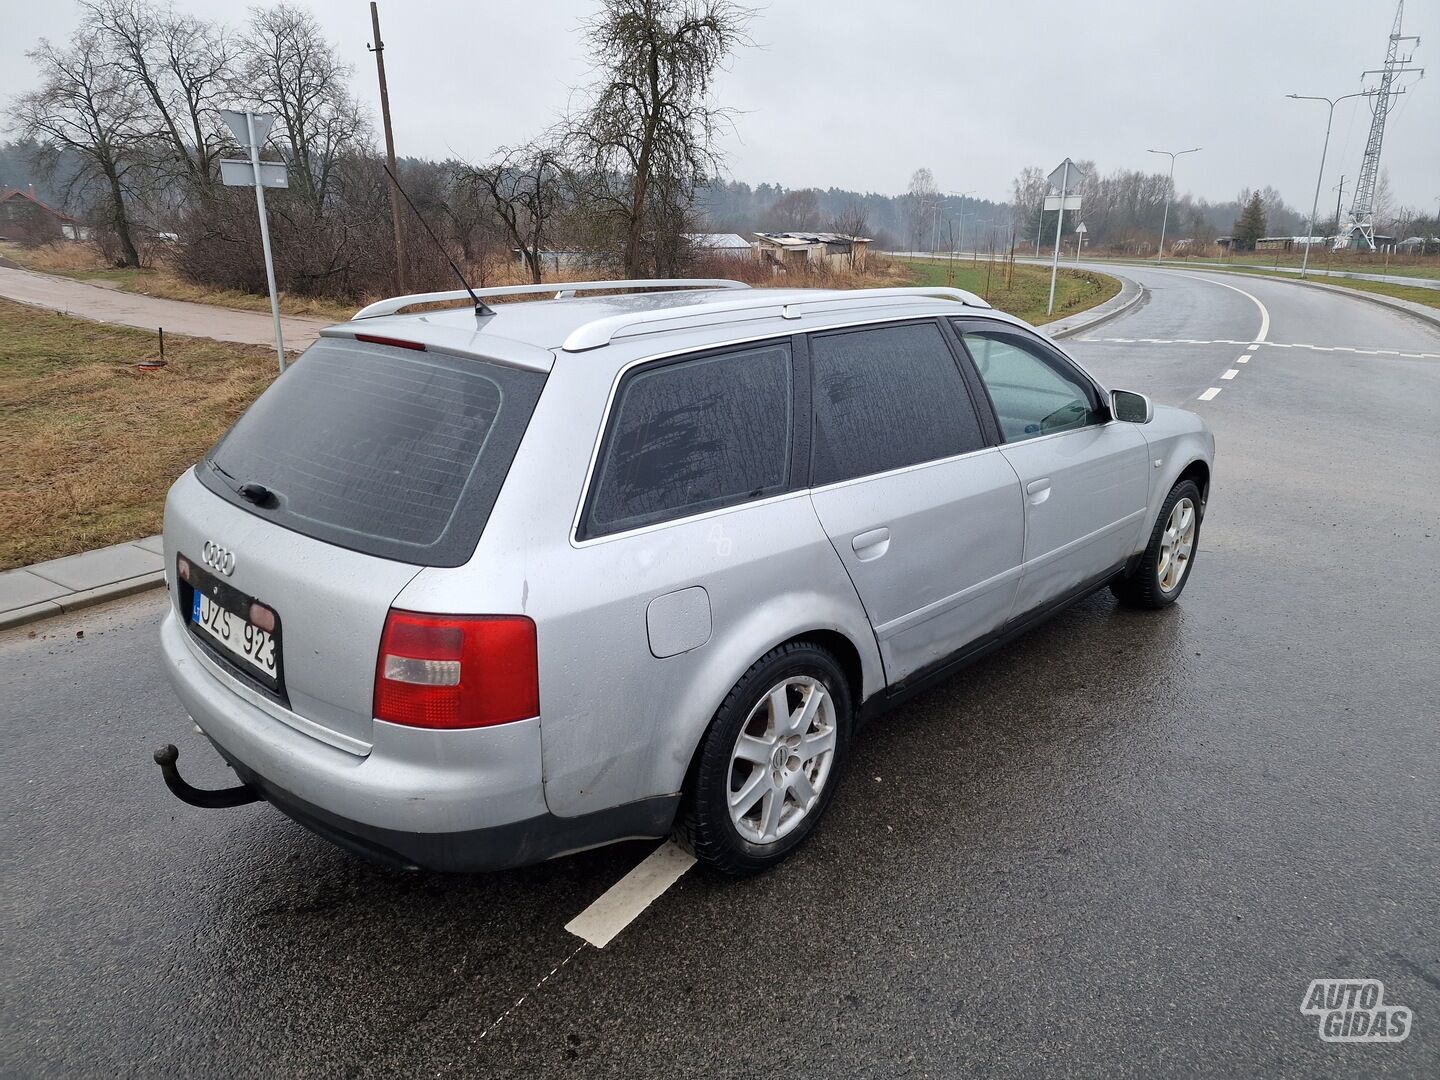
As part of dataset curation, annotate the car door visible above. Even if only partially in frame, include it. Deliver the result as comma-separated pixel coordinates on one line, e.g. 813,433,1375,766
806,320,1025,685
954,321,1150,619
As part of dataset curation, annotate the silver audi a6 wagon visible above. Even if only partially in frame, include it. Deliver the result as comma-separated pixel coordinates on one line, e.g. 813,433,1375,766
156,279,1214,875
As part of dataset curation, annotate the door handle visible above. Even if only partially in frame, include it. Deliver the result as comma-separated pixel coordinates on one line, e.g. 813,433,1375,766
1026,478,1051,506
851,527,890,561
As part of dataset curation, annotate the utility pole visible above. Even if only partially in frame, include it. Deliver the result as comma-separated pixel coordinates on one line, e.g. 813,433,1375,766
1287,91,1374,277
1338,0,1423,251
1333,176,1346,235
1147,147,1200,261
369,2,408,294
947,190,974,256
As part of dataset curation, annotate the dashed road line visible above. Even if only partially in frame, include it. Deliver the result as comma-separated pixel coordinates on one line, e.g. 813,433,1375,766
1077,338,1440,358
1221,369,1239,380
1236,355,1249,364
476,942,587,1042
565,841,696,949
1199,387,1223,401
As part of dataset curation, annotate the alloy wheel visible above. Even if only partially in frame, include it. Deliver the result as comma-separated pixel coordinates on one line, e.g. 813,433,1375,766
727,676,837,845
1157,497,1196,592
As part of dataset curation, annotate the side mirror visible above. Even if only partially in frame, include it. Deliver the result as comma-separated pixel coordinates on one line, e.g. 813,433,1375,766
1111,389,1153,424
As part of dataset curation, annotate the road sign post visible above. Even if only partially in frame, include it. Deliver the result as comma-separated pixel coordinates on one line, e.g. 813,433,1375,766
220,109,287,373
1045,159,1084,315
1075,222,1087,265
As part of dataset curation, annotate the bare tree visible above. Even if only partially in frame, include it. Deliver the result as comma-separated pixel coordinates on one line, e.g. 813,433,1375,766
907,166,937,253
82,0,232,198
12,28,149,266
564,0,753,276
460,143,564,284
241,4,367,214
829,200,869,267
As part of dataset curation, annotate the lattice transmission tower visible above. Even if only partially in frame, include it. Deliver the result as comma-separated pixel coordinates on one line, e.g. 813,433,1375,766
1336,0,1424,251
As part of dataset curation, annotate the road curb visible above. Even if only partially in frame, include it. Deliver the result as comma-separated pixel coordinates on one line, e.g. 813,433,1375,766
1,537,168,631
1046,270,1147,340
0,571,166,631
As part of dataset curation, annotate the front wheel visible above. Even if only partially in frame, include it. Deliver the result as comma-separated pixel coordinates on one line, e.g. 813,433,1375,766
674,642,852,876
1112,478,1203,609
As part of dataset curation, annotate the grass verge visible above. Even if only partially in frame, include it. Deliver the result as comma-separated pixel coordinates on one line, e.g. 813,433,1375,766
900,257,1121,324
0,298,276,570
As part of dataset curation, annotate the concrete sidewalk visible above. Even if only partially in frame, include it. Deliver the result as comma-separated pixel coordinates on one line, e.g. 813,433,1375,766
0,264,331,348
1,537,166,630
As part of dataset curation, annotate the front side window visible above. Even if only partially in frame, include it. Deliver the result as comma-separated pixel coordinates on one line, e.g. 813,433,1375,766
960,329,1103,442
809,321,985,486
582,342,793,539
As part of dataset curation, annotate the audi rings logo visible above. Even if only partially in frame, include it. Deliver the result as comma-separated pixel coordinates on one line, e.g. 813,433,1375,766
202,541,235,576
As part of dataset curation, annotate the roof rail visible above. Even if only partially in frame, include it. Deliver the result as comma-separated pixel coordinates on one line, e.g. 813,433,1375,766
560,286,990,352
352,278,751,320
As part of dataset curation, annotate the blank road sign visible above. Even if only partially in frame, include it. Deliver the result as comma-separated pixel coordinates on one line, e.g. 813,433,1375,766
1047,158,1086,191
220,109,274,148
1044,194,1082,212
220,159,289,189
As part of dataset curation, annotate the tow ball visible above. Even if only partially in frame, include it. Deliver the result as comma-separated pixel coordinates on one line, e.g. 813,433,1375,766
152,744,262,808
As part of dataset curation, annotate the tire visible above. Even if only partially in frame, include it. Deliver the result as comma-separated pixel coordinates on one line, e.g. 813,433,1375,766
1111,478,1203,609
674,641,853,876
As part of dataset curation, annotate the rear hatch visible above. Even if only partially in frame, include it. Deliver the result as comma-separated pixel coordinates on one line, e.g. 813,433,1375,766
168,334,546,751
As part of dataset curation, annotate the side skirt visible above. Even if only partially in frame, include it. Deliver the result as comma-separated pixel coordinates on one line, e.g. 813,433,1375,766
857,562,1127,726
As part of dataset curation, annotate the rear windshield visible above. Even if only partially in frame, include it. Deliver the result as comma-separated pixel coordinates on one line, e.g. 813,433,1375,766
198,337,546,567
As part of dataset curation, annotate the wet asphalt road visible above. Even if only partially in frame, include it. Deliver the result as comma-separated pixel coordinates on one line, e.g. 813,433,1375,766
4,268,1438,1079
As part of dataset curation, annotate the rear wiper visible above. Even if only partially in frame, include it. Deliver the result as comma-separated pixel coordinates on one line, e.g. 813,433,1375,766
237,482,278,508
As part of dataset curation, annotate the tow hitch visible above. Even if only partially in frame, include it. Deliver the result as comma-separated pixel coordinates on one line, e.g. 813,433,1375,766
152,744,262,808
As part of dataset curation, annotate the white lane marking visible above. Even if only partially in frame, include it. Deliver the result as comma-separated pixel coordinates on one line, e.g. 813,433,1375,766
1236,354,1249,364
1078,339,1440,358
565,841,696,949
1199,387,1223,401
1221,369,1239,380
1195,274,1270,344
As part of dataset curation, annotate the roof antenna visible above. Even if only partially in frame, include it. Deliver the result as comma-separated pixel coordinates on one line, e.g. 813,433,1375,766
381,161,493,318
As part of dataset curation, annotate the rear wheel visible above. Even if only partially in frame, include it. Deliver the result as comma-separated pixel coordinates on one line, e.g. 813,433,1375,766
1112,478,1202,609
675,642,852,875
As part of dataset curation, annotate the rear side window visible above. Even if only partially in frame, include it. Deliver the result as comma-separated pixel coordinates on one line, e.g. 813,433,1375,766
581,342,793,539
809,321,984,486
199,338,545,567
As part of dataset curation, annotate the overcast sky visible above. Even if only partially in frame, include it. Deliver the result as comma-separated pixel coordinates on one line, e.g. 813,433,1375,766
4,0,1437,212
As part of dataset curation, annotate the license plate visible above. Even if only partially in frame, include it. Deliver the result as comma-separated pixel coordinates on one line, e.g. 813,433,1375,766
191,590,278,679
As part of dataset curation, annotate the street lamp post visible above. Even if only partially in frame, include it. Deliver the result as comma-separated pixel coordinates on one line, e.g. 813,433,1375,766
1147,147,1201,262
947,190,974,257
1287,91,1375,279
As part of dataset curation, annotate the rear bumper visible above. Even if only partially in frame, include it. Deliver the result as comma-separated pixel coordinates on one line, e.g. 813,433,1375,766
160,610,671,870
226,759,677,872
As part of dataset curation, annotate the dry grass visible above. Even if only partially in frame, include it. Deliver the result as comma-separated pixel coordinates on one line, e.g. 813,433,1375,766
0,298,277,570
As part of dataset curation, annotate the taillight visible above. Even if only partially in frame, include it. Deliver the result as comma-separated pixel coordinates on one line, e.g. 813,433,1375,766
374,610,538,729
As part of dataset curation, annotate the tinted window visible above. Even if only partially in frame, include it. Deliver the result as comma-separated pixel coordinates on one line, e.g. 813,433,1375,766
810,321,984,485
583,343,792,538
961,329,1102,442
199,338,545,567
